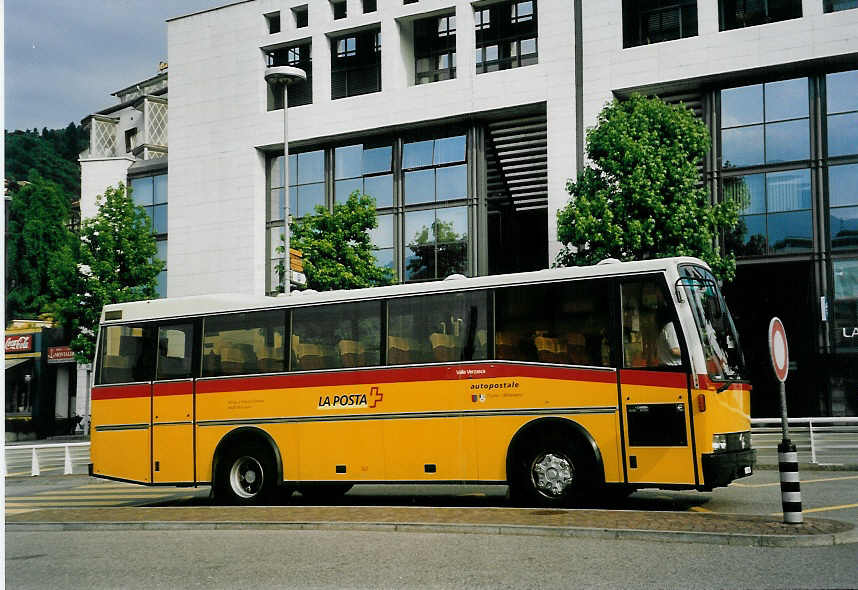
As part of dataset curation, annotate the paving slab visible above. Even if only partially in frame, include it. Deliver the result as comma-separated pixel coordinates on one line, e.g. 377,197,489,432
6,505,856,547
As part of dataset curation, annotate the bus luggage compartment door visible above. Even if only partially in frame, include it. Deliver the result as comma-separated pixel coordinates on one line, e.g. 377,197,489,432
152,379,195,484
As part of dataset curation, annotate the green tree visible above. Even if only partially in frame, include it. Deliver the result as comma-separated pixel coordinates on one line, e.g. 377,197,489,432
556,95,739,280
5,129,82,198
282,192,393,291
5,172,74,320
49,183,163,363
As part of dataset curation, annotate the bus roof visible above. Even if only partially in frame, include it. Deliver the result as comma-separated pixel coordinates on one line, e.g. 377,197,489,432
101,256,709,324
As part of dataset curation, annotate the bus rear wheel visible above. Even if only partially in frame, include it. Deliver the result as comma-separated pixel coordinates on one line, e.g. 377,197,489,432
216,444,276,505
510,435,593,507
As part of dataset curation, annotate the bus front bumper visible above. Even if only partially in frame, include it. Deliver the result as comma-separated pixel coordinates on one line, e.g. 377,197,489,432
701,449,756,490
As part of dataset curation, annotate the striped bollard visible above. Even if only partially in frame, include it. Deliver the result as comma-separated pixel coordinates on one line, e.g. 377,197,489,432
778,439,802,524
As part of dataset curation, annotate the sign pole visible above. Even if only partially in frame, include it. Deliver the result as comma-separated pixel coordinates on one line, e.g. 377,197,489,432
768,317,802,525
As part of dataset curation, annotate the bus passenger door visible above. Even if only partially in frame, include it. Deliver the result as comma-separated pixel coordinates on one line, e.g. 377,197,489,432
152,323,197,484
618,277,696,487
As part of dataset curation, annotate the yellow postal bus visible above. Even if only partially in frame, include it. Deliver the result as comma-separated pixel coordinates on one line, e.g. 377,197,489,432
90,257,755,506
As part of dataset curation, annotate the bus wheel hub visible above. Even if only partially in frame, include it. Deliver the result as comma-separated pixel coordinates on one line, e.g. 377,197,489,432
531,453,573,497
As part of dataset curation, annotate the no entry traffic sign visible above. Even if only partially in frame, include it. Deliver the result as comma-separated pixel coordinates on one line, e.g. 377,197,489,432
768,317,789,383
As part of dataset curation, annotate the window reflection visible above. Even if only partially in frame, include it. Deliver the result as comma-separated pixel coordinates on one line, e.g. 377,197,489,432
768,211,812,253
722,126,764,168
765,120,809,163
721,84,763,127
764,78,808,121
827,70,858,114
827,112,858,158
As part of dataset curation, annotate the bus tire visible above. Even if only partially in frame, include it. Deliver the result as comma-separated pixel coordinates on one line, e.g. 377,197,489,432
509,433,594,508
296,483,353,503
215,443,277,505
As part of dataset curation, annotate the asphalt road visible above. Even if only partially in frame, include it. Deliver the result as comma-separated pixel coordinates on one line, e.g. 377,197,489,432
6,470,858,589
7,528,858,589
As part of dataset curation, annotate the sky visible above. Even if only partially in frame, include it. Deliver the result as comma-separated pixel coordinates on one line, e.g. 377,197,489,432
4,0,228,132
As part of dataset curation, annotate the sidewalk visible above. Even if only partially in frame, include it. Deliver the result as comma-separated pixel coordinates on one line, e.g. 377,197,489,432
7,505,856,547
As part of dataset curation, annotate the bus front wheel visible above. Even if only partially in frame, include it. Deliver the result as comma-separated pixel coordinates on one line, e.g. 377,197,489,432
510,434,593,507
216,443,276,505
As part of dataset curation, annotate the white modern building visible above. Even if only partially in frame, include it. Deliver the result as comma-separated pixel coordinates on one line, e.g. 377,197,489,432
80,0,858,418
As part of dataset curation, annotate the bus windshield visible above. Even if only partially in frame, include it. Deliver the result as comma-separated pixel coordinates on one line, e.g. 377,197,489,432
679,266,745,381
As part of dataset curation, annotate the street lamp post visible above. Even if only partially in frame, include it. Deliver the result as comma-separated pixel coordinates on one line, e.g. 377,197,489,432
264,65,307,294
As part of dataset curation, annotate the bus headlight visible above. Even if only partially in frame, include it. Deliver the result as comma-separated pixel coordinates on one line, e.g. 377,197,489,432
712,434,728,452
739,431,752,450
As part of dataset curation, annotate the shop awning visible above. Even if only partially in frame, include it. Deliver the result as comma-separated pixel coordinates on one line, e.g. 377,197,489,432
5,358,31,370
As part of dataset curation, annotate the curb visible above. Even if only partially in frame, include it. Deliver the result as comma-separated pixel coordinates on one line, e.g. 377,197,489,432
7,519,857,547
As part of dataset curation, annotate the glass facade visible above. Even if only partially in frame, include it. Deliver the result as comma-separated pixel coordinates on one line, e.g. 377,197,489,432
129,173,168,298
267,132,473,293
720,68,858,416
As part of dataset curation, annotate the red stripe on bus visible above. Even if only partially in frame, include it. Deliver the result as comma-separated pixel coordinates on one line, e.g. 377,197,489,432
193,363,619,394
619,370,688,389
153,381,193,396
92,384,151,400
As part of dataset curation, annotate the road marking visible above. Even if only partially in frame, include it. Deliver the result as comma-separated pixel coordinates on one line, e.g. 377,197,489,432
5,508,38,515
732,474,858,488
770,502,858,516
689,506,711,512
7,494,186,501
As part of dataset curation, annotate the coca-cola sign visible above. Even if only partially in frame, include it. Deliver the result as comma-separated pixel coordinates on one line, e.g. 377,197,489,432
5,335,34,354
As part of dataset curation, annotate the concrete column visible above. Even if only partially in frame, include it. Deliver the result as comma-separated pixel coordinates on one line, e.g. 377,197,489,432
697,0,720,35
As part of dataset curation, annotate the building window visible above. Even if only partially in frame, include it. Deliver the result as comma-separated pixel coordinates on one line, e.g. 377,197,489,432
130,173,168,298
331,29,382,99
125,128,138,153
476,0,538,74
402,134,469,281
265,12,280,34
267,150,325,292
721,78,810,169
823,0,858,11
725,170,812,255
265,131,473,292
334,142,395,271
363,0,377,13
293,5,308,28
718,0,802,31
266,42,312,108
332,0,346,19
622,0,698,48
826,70,858,159
414,14,456,85
833,259,858,351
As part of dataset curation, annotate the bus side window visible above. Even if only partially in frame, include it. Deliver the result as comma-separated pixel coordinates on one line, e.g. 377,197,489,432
388,291,487,366
156,324,194,380
99,325,156,384
203,311,286,377
292,301,381,371
621,279,683,370
495,280,613,367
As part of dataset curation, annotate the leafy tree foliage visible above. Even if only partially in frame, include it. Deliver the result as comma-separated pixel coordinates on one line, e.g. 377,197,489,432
556,95,739,280
282,192,393,291
5,124,87,198
5,172,74,320
49,183,163,363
